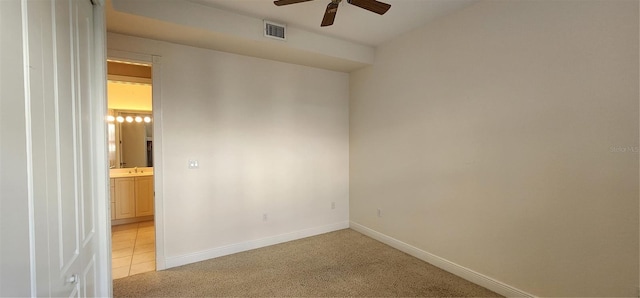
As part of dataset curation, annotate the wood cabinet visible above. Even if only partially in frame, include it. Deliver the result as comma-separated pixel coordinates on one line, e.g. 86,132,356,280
114,177,136,219
112,175,154,221
135,176,154,217
110,179,116,220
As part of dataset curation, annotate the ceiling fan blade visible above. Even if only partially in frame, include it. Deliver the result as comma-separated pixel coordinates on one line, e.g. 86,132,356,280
347,0,391,15
274,0,314,6
321,2,339,27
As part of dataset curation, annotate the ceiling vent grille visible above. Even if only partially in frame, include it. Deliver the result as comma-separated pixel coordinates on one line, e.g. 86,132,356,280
264,21,286,41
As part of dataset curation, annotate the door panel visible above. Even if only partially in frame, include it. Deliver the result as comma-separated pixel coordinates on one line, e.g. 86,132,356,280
111,179,116,220
115,178,136,219
55,0,82,275
76,0,96,247
26,0,97,296
74,0,98,296
135,176,154,217
82,256,96,297
26,0,63,293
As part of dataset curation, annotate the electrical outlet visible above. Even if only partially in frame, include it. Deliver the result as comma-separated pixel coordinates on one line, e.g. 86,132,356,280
262,213,268,221
331,202,335,209
377,208,382,217
188,160,199,169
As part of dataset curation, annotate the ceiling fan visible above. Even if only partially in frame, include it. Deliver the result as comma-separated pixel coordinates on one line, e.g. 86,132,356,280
273,0,391,27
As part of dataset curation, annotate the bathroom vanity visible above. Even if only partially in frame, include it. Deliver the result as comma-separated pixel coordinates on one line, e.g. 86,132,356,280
110,168,154,225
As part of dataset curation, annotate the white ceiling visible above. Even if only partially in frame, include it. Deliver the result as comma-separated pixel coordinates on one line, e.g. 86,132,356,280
107,0,478,72
192,0,478,46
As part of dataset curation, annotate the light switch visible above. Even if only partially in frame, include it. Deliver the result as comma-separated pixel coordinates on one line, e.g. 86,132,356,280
188,160,199,169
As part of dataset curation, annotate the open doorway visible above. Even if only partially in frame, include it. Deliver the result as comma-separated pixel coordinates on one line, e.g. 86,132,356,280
106,60,156,279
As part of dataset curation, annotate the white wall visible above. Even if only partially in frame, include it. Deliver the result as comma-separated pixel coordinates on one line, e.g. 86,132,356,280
0,0,32,296
107,33,350,266
350,0,639,296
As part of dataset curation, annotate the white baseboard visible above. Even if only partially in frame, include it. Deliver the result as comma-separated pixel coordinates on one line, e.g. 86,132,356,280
349,221,535,298
165,221,350,269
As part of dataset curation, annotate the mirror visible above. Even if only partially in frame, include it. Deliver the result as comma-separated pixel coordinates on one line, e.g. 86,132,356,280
108,110,153,168
106,60,153,169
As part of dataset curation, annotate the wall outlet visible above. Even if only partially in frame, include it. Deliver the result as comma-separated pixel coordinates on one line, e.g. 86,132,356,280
331,202,335,209
377,208,382,217
262,213,268,221
188,160,199,169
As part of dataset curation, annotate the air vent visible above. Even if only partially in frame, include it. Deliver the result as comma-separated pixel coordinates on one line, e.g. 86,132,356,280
264,21,286,41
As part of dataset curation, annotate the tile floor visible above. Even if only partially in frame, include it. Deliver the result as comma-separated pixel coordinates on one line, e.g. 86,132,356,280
111,221,156,279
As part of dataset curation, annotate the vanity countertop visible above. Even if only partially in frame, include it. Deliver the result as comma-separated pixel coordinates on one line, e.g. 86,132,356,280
110,168,153,178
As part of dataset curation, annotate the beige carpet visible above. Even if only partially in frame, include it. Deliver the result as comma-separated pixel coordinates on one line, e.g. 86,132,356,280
113,229,501,297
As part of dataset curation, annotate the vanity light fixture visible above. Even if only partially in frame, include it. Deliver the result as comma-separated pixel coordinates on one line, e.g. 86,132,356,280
110,114,152,124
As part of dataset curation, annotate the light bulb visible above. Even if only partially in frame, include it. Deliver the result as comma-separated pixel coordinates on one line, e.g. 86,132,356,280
125,116,133,123
135,116,143,123
116,116,124,123
107,115,115,122
144,116,151,123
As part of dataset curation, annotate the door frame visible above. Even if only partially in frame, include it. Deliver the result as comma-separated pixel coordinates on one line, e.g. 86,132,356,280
91,0,110,295
105,49,166,270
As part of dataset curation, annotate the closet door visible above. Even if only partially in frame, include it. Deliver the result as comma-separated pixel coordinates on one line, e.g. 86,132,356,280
26,0,99,296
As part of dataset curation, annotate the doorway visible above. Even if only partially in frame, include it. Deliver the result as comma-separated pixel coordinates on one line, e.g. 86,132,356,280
106,60,156,279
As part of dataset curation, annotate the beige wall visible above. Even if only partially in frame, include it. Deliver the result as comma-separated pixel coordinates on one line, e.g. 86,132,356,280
349,0,639,296
108,33,350,266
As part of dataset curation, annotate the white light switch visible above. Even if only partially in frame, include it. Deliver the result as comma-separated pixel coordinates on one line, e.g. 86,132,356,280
188,160,199,169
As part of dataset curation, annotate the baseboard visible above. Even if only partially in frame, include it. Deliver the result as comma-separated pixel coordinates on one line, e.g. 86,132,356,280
165,221,350,269
349,221,535,298
111,215,154,226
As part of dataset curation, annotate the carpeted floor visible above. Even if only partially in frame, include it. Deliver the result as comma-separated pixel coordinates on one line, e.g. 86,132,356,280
113,229,501,297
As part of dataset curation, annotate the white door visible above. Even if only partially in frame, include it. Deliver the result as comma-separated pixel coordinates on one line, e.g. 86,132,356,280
25,0,99,296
